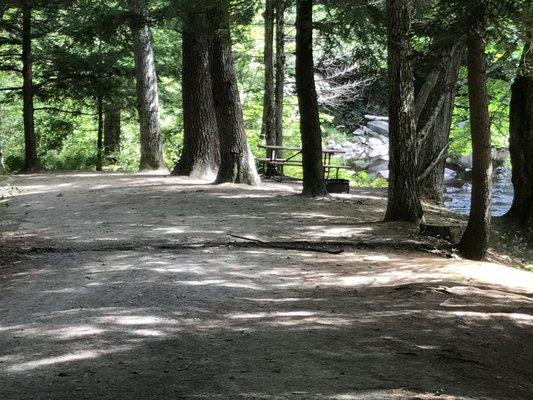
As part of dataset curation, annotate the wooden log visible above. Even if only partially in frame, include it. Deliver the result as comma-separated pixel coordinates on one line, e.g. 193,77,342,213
420,224,460,243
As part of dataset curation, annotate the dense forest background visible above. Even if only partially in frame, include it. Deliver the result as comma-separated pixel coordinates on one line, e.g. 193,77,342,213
0,1,524,179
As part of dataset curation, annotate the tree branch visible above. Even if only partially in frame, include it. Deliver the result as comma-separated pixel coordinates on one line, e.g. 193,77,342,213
418,143,451,182
0,37,20,46
0,86,22,91
34,107,96,116
415,68,440,121
458,43,518,85
0,65,22,73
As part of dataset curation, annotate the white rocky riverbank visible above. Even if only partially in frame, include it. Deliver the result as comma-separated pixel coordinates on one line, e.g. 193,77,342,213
324,115,514,216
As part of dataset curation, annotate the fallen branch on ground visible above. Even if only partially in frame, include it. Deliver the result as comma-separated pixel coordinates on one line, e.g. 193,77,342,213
228,233,344,254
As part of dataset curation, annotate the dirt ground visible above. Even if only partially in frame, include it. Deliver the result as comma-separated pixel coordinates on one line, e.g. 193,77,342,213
0,172,532,400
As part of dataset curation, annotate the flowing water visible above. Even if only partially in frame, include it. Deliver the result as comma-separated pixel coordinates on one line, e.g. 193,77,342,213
444,168,514,217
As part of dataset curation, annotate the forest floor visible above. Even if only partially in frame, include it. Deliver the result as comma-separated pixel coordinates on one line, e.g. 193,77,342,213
0,172,532,400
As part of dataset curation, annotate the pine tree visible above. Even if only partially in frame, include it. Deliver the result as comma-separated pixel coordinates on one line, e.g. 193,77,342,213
128,0,165,171
384,0,423,221
262,0,276,156
274,0,286,149
295,0,327,197
505,9,532,238
173,6,219,180
457,15,492,260
209,0,260,185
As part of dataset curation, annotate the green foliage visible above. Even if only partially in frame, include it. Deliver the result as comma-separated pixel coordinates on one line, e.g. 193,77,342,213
351,171,388,188
0,0,525,183
451,79,512,156
450,40,522,156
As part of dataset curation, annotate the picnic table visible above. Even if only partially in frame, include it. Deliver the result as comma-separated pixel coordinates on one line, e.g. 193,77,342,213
257,145,350,181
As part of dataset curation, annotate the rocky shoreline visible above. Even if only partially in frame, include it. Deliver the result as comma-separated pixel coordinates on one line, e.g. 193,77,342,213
325,115,513,215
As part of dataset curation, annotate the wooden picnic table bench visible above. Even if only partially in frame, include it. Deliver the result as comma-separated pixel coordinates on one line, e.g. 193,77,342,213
257,145,350,181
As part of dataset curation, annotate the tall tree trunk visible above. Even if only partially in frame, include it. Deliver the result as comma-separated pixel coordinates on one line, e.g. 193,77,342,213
0,140,6,174
295,0,327,197
505,39,533,238
22,1,40,171
384,0,423,221
262,0,276,156
458,22,493,260
417,45,463,202
173,9,219,180
274,0,286,149
128,0,165,171
104,102,121,155
209,1,260,185
96,97,104,172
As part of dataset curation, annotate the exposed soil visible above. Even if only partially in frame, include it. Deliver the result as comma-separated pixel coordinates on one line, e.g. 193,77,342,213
0,172,532,400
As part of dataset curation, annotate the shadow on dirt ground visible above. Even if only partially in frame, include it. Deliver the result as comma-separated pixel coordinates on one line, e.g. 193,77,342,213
1,173,532,400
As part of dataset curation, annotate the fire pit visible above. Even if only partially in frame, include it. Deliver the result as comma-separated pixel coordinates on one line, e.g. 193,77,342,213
326,179,350,194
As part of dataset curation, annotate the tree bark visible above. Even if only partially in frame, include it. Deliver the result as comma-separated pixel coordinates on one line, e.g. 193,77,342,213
458,22,493,260
128,0,165,171
96,96,104,172
22,1,40,171
505,40,533,238
295,0,327,197
104,102,121,155
417,45,463,202
415,68,440,122
384,0,423,221
173,9,219,180
274,0,286,149
262,0,276,156
209,1,260,185
0,140,6,174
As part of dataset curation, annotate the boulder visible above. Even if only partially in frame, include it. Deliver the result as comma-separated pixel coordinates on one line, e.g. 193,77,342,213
367,136,386,148
361,125,374,134
351,146,367,159
459,155,473,169
446,155,472,171
492,147,510,169
366,157,389,173
364,115,389,122
444,168,456,181
368,144,388,159
366,120,389,137
325,139,336,148
377,170,389,179
341,141,353,149
344,158,360,170
376,134,389,144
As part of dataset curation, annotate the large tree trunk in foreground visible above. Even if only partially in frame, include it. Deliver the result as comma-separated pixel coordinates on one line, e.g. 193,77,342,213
128,0,165,171
262,0,276,155
458,23,493,260
295,0,327,197
22,1,40,171
104,103,121,155
274,0,286,149
96,97,104,172
417,45,463,202
384,0,423,221
505,40,533,238
173,10,219,180
209,1,260,185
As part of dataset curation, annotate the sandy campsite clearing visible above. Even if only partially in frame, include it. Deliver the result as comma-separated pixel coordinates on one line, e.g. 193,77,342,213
0,173,532,400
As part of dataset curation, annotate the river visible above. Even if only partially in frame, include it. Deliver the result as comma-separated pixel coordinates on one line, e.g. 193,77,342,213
443,168,514,217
